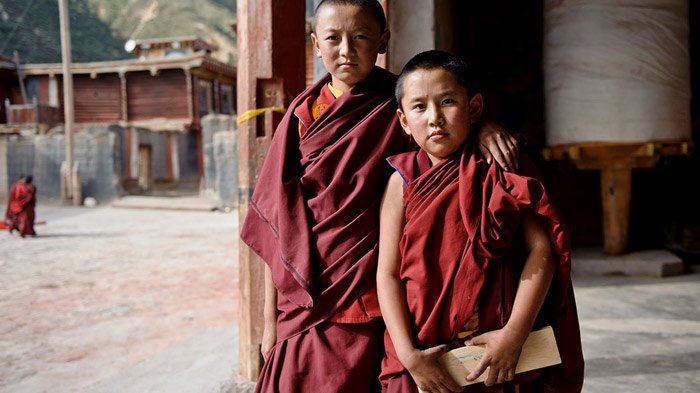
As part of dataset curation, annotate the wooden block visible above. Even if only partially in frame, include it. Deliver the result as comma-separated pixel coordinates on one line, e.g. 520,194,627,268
439,326,561,386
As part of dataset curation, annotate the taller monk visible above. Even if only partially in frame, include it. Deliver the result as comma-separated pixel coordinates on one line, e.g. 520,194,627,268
240,1,520,391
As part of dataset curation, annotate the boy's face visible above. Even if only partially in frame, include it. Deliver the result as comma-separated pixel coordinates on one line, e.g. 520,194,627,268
311,4,389,92
397,68,483,165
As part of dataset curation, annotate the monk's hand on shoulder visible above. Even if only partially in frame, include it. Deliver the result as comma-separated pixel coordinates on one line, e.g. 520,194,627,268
475,120,519,172
400,345,462,393
465,326,526,387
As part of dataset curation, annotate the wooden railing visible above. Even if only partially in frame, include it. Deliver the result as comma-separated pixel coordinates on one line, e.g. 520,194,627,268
4,98,63,126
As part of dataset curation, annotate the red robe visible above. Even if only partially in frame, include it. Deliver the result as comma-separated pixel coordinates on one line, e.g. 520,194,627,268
380,145,584,393
241,67,412,392
5,180,36,237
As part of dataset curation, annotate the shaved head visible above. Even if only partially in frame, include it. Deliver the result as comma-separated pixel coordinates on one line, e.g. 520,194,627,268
314,0,387,33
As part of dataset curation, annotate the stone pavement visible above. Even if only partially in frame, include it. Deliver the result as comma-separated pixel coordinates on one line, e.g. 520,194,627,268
1,204,699,392
574,268,700,393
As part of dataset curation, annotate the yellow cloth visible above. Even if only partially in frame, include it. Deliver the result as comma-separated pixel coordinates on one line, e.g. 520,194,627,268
327,82,343,98
456,305,479,340
298,83,344,136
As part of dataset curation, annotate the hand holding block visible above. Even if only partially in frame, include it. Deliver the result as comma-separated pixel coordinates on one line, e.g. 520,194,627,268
438,326,561,386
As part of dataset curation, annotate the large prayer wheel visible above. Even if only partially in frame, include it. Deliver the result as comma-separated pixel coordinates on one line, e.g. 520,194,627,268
544,0,691,145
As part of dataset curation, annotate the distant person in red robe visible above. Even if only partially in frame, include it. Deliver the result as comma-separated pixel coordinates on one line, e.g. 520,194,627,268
377,50,584,393
5,175,37,238
240,2,520,392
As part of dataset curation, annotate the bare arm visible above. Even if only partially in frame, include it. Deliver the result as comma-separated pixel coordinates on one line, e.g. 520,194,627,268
474,120,520,172
261,264,278,361
467,213,555,386
377,172,461,393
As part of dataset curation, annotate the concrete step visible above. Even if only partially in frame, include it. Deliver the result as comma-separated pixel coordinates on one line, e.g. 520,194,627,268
572,248,685,278
112,195,219,212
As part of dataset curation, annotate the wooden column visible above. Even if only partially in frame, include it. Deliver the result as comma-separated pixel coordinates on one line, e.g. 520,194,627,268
237,0,306,381
58,0,77,205
600,163,632,254
185,69,194,121
119,71,128,124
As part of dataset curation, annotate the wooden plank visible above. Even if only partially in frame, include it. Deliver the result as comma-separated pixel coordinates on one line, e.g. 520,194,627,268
439,326,561,387
542,141,692,167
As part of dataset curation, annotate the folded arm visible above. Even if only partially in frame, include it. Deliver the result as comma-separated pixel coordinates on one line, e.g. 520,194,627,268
467,213,555,386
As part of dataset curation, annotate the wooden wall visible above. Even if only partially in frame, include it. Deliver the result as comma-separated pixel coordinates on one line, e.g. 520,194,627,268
74,74,121,123
127,69,189,121
38,76,51,106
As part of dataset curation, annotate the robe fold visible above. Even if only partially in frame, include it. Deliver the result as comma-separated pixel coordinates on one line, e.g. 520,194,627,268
380,145,584,393
241,66,411,392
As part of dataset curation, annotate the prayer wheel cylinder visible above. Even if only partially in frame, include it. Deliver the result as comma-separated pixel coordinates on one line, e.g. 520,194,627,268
543,0,691,145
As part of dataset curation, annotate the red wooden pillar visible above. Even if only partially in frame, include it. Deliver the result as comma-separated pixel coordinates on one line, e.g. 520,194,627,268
237,0,306,381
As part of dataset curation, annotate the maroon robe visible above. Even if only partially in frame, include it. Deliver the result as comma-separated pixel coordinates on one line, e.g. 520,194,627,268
5,180,35,237
380,145,584,393
241,67,412,392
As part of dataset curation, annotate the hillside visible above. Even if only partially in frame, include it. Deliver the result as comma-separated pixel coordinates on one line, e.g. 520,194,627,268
0,0,127,63
0,0,236,64
87,0,236,64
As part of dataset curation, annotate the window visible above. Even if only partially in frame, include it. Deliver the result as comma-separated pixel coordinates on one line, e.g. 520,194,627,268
198,79,213,116
220,85,234,114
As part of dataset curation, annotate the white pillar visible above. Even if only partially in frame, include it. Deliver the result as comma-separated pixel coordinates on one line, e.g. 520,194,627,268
544,0,691,145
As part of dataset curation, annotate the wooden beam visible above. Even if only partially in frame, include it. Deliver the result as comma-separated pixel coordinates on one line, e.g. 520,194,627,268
13,51,27,103
237,0,306,382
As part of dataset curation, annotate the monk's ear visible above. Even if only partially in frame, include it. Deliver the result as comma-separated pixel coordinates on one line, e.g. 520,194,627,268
468,93,483,124
397,108,411,136
378,30,390,54
311,33,322,57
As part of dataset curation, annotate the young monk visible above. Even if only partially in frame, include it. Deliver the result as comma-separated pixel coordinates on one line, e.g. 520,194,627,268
377,50,584,393
240,1,519,391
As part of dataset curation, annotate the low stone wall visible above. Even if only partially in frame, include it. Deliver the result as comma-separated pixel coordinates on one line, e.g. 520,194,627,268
1,125,122,204
214,130,238,209
202,114,238,208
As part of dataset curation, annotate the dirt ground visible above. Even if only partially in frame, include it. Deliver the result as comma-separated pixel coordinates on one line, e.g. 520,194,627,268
0,205,239,393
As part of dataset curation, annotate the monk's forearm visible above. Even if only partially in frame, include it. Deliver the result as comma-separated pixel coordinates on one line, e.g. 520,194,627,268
377,172,417,362
505,244,555,341
377,272,419,361
263,265,278,326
